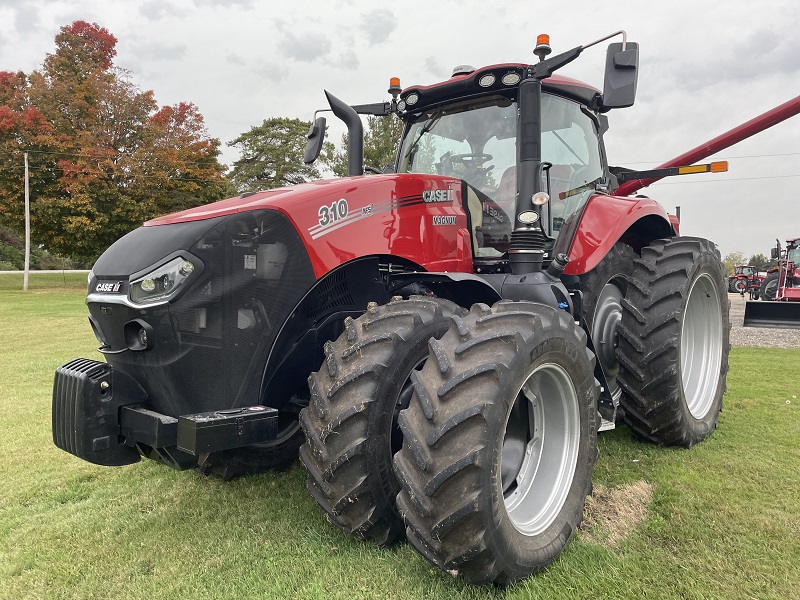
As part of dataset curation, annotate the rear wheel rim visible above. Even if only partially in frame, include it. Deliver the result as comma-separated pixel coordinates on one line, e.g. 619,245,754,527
592,281,624,401
681,273,723,419
502,363,580,536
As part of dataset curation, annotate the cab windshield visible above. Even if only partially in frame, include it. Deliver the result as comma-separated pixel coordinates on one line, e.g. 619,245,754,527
398,93,604,255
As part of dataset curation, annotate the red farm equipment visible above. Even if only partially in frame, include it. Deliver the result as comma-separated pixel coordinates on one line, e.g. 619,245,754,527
744,237,800,327
728,265,762,298
51,32,800,585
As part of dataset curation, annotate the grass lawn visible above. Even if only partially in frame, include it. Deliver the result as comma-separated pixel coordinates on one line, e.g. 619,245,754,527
1,273,799,599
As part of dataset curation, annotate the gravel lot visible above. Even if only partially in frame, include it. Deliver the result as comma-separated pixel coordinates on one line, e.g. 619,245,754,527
727,293,800,348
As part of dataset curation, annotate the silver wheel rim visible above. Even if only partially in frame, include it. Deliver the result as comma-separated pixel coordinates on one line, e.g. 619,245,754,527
592,281,624,402
681,272,723,419
503,363,580,536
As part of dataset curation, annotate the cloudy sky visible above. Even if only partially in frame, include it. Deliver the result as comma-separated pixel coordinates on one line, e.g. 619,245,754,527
1,0,798,259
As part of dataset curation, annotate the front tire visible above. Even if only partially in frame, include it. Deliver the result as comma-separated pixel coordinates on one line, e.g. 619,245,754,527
617,237,730,447
760,272,779,301
299,296,464,546
394,301,599,585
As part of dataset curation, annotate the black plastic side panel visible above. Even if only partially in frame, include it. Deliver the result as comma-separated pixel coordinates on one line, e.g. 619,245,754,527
52,359,144,466
94,210,317,417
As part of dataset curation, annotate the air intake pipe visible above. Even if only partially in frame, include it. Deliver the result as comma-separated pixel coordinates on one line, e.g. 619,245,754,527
325,91,364,176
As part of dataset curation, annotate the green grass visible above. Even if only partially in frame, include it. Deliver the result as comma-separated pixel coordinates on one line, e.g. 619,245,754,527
1,274,799,599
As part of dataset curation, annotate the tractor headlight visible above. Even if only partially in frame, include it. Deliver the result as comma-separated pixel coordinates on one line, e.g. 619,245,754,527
130,257,196,305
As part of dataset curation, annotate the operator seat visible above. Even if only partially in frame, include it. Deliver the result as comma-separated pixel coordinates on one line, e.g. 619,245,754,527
494,166,517,218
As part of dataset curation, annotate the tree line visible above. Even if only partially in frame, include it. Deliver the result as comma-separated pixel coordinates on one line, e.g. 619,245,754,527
721,251,777,275
0,21,401,268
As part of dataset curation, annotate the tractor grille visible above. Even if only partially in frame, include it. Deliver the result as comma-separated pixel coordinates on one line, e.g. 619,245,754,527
308,269,354,321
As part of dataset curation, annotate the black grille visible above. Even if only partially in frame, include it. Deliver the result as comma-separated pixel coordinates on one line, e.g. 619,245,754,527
89,209,316,417
309,269,354,320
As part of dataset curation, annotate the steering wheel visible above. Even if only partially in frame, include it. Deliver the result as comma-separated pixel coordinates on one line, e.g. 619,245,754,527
449,153,493,168
441,153,494,187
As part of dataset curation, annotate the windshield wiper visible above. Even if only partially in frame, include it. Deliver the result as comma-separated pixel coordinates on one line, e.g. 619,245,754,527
552,130,587,166
403,108,445,163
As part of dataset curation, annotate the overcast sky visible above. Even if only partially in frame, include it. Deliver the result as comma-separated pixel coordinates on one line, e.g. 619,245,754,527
1,0,798,259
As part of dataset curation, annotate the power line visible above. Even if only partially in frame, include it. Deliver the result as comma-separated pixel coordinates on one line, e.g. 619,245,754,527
657,174,800,185
0,163,226,184
0,148,231,170
616,151,800,164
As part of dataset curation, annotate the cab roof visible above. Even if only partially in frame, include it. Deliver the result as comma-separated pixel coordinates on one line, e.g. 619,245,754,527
400,63,601,113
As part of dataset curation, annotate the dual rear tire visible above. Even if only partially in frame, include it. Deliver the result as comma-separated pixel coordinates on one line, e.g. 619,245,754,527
617,237,730,446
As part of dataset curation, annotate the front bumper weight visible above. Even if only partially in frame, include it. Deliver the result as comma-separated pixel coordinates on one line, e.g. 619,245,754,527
52,358,143,466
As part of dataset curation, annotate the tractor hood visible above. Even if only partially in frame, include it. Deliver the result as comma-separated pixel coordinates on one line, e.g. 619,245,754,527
145,175,404,226
145,174,471,277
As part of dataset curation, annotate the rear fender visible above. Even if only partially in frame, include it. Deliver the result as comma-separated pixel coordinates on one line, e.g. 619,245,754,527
563,194,675,275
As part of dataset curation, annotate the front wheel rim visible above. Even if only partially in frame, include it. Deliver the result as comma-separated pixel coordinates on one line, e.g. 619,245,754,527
681,273,723,419
502,363,580,536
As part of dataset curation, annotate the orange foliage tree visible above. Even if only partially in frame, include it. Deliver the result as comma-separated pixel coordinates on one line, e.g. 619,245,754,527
0,21,230,262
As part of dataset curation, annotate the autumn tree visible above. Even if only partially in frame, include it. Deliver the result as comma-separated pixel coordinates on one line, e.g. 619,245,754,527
0,71,55,242
0,21,229,263
747,253,775,272
325,114,404,177
722,251,746,276
227,117,327,193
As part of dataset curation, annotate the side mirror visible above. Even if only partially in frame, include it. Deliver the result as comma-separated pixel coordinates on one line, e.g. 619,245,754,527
303,116,326,164
601,41,638,111
771,247,779,260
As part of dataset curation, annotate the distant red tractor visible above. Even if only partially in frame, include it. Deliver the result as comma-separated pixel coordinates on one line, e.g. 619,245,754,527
745,237,800,327
728,265,762,298
761,238,800,300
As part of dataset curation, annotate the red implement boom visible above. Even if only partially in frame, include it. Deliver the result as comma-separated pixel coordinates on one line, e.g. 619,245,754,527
616,95,800,196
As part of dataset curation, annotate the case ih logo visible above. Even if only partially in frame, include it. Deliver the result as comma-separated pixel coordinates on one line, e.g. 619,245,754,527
95,281,123,293
422,189,453,203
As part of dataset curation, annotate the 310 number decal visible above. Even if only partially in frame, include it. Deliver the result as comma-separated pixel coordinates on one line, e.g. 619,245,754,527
318,199,348,227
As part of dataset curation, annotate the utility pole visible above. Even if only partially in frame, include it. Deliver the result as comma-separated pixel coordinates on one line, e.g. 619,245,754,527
24,152,30,291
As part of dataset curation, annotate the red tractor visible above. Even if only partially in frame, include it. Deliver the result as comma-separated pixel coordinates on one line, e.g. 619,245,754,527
728,264,762,298
744,237,800,327
51,32,800,584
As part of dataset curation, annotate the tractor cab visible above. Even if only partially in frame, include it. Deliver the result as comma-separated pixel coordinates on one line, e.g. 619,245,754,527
395,78,606,260
305,31,638,275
